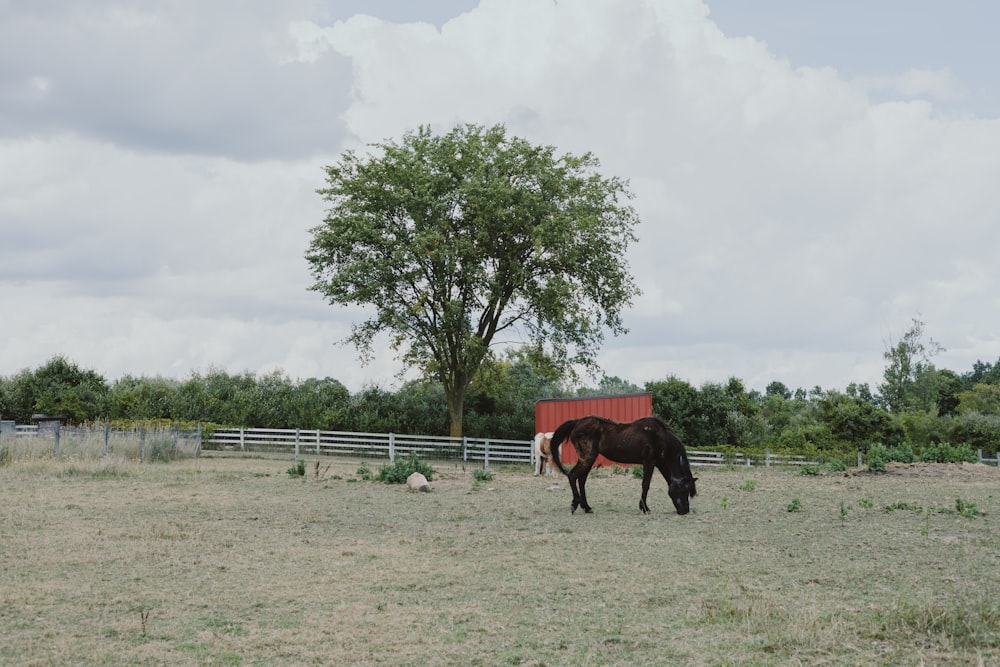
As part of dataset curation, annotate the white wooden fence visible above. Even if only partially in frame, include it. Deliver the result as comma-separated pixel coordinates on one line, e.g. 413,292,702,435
9,422,999,468
203,427,834,469
203,427,530,467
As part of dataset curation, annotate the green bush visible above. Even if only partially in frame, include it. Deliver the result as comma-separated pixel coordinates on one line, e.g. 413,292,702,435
473,469,493,482
918,442,976,464
798,464,820,476
376,453,434,484
867,444,888,473
824,458,847,472
886,444,914,464
287,459,306,477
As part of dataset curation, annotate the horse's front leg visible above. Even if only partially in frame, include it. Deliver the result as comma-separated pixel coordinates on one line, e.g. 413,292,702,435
639,463,654,514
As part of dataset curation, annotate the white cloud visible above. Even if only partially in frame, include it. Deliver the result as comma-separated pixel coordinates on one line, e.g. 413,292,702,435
318,0,1000,390
3,0,1000,397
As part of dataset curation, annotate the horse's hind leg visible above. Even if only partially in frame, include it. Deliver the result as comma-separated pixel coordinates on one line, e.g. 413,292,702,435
567,464,585,513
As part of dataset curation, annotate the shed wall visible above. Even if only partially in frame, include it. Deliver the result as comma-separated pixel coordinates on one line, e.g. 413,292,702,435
534,393,653,466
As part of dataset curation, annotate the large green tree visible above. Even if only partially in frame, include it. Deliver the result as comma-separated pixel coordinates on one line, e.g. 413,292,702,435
306,123,640,436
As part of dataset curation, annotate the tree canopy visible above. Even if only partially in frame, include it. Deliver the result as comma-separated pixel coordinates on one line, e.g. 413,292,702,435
306,123,641,436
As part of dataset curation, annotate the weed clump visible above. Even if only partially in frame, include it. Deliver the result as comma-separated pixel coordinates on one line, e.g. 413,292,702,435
376,453,433,484
287,459,306,477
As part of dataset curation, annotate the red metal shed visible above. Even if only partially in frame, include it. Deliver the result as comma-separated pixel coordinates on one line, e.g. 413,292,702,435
534,393,652,466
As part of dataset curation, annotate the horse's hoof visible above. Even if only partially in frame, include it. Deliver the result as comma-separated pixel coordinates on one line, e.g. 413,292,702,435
584,507,594,514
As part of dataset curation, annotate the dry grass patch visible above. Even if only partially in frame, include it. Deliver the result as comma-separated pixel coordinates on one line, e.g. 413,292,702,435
0,455,997,665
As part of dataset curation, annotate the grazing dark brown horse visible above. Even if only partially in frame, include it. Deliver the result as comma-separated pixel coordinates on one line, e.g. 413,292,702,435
550,416,698,515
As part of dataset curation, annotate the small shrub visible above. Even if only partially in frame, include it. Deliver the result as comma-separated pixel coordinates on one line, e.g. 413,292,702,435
376,453,434,484
356,463,373,481
631,465,643,479
787,498,801,513
867,444,888,473
858,497,874,509
887,444,914,464
739,479,756,492
287,459,306,477
955,498,979,518
824,459,847,472
798,464,820,476
473,469,493,482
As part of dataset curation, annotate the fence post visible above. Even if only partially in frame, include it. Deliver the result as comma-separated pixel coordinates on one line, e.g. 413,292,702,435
53,422,61,458
978,448,983,464
857,450,863,468
240,427,246,452
196,422,202,457
172,422,179,458
484,439,491,469
765,448,771,468
104,421,110,457
462,436,468,462
389,433,395,463
140,427,146,461
316,430,321,456
295,428,301,459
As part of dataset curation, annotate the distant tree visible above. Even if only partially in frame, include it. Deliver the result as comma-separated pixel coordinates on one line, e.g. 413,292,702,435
845,382,877,405
956,383,1000,416
766,381,791,400
816,390,900,450
576,374,642,396
647,376,700,443
104,375,178,421
27,355,108,424
307,123,640,437
0,368,35,423
879,317,945,413
962,358,1000,388
934,369,964,416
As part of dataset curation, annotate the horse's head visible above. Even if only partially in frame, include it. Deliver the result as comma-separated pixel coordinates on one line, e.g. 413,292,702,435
668,475,698,515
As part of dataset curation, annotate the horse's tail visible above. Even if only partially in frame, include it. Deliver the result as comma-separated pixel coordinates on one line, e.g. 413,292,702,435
549,418,578,477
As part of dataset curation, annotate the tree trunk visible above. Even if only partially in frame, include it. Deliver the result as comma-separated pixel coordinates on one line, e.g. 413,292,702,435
446,384,466,439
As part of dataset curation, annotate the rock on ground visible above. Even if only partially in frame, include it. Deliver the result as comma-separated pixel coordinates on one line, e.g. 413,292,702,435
407,472,430,492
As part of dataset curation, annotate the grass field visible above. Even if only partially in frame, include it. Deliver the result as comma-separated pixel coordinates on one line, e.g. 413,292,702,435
1,452,998,666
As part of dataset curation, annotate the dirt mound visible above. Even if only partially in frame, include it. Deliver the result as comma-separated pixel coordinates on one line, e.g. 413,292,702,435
883,461,1000,480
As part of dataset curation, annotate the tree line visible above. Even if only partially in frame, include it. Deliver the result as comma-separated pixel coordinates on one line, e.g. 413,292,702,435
3,321,999,459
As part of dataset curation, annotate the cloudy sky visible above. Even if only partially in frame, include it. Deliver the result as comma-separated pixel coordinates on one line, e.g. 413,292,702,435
3,0,999,395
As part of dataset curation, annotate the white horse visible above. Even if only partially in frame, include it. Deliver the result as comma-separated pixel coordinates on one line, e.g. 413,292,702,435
533,431,557,476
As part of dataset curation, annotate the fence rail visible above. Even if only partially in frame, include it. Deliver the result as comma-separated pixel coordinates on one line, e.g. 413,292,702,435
6,422,998,469
204,427,531,467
